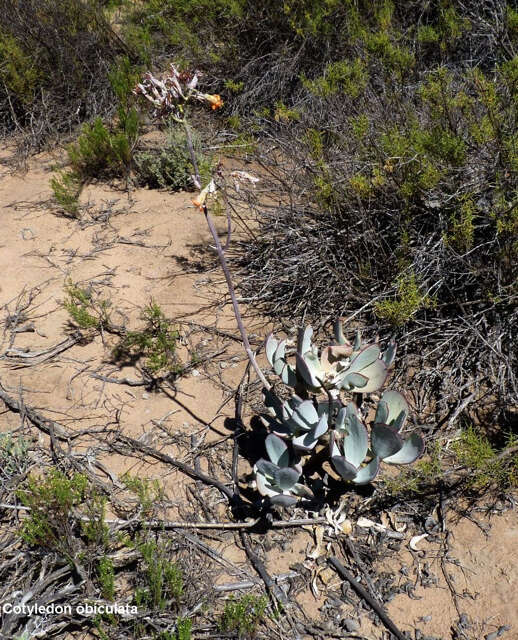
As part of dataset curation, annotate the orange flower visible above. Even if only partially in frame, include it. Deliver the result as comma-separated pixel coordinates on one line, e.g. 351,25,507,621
205,94,223,110
192,180,216,210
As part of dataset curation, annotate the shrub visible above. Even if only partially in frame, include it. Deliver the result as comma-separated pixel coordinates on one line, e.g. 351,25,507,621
134,125,212,191
50,170,82,217
218,594,267,637
16,469,107,557
112,301,181,375
68,113,138,179
0,0,123,149
64,280,112,330
98,556,116,601
134,538,184,610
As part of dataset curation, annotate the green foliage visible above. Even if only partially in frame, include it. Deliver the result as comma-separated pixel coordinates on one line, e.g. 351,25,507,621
0,433,29,476
112,302,180,375
154,619,192,640
50,170,82,217
64,280,111,330
303,57,368,98
0,31,41,105
98,556,116,600
121,472,163,515
447,194,476,252
375,272,433,326
383,442,443,496
453,427,518,490
68,114,137,179
218,594,267,637
134,538,184,610
17,469,88,552
135,125,212,191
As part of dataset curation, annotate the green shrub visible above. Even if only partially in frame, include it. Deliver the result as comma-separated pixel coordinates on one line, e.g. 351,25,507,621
98,556,116,601
218,594,267,638
68,114,138,179
0,0,122,148
134,125,212,191
121,472,163,515
0,433,29,477
50,170,82,217
375,272,433,326
134,538,184,610
17,469,88,554
64,280,111,330
453,427,518,491
112,301,181,375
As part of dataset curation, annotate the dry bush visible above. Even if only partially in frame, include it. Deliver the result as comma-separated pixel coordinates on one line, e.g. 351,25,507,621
0,0,127,152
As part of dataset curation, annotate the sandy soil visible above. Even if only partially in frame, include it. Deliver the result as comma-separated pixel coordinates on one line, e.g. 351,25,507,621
0,148,516,640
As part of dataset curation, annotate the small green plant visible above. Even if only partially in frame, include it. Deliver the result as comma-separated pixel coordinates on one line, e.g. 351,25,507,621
374,272,433,326
98,556,115,600
383,441,443,496
112,301,180,375
154,619,191,640
121,472,163,515
218,594,267,638
0,433,29,476
134,124,212,191
64,280,111,330
134,538,184,610
17,469,88,553
452,427,518,490
50,170,82,217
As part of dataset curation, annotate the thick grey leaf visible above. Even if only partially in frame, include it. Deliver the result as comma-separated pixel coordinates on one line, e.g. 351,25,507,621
263,388,283,419
335,406,347,432
371,424,403,459
355,359,388,393
255,458,278,478
270,493,298,507
273,339,287,376
334,318,347,345
343,414,368,467
383,433,425,464
296,352,321,388
265,333,278,366
265,433,290,467
297,325,313,355
342,372,368,390
313,413,328,439
383,340,397,367
274,467,300,490
349,344,381,372
352,457,381,484
331,456,358,481
292,431,319,451
255,471,278,497
281,363,297,387
292,482,314,498
381,390,408,431
375,400,389,425
294,399,319,426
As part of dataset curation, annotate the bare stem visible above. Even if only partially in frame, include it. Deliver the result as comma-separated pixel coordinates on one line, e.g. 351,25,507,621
203,206,271,390
181,116,270,390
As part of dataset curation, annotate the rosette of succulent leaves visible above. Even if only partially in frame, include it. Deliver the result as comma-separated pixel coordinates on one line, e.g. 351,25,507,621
254,320,424,506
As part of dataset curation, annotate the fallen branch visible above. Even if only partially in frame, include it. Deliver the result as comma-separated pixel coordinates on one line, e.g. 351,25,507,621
328,556,409,640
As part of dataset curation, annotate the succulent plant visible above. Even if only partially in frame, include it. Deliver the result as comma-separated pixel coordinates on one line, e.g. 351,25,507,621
257,320,424,506
262,390,328,451
266,320,396,395
330,392,424,484
254,434,312,506
371,390,425,464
